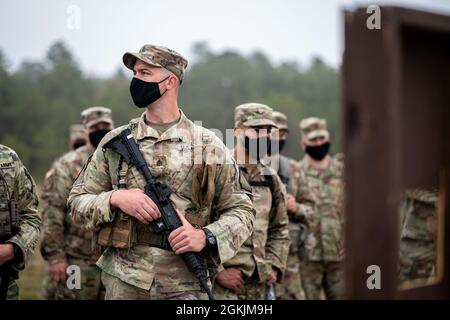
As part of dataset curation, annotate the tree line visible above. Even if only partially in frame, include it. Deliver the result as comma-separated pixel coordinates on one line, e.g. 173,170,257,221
0,41,341,180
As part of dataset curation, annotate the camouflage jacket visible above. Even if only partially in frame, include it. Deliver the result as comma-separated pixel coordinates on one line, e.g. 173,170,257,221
222,161,290,283
0,144,41,270
67,110,255,292
40,145,96,264
398,189,437,282
292,155,345,262
400,189,437,242
268,154,310,255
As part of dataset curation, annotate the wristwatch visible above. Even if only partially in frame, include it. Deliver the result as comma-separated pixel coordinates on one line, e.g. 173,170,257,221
203,228,217,249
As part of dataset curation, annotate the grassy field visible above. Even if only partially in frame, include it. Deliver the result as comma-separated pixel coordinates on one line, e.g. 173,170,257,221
17,240,47,300
17,183,47,300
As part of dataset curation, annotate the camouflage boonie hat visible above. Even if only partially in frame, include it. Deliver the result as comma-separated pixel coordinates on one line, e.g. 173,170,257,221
234,103,277,128
69,124,85,141
123,44,188,83
299,117,329,140
272,111,289,132
81,106,114,128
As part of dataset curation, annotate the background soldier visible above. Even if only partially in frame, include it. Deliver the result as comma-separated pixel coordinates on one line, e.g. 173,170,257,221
69,124,87,150
269,110,306,300
40,107,114,299
399,189,437,285
287,117,345,300
67,44,255,300
214,103,290,300
0,144,41,300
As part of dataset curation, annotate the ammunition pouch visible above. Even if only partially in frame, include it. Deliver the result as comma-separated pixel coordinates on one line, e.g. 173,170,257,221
97,211,133,249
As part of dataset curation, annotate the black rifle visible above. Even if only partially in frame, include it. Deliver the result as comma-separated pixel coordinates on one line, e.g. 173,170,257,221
105,128,215,300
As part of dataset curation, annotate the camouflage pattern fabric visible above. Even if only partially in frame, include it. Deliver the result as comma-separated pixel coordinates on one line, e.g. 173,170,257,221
214,161,290,300
68,110,255,299
0,144,41,300
213,273,266,300
269,154,306,300
234,103,278,128
101,271,207,300
293,155,345,299
43,258,105,300
123,44,188,82
398,189,437,284
300,260,343,300
40,145,104,299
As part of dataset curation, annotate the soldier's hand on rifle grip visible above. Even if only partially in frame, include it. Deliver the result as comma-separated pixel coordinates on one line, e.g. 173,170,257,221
0,243,14,266
110,188,161,224
168,210,206,254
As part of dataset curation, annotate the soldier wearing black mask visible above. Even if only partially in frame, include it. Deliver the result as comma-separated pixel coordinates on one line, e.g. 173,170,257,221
214,102,290,300
268,111,307,301
288,117,345,300
40,106,114,300
69,124,87,150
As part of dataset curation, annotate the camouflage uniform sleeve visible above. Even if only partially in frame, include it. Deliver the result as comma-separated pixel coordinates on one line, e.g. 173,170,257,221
204,146,255,264
7,156,41,270
293,169,315,222
266,173,290,282
40,159,71,264
67,147,115,230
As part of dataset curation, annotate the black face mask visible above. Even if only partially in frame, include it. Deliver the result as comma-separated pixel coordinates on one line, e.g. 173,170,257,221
305,141,330,160
89,129,111,148
243,136,272,161
270,139,286,155
72,139,86,150
129,76,170,108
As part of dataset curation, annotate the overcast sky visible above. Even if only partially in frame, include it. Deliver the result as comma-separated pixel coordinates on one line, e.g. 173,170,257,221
1,0,450,76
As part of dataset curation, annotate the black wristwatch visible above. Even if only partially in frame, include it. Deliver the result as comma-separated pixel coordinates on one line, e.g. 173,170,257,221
203,228,217,249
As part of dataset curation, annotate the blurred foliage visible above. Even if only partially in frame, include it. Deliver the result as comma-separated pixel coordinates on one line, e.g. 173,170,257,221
0,40,340,180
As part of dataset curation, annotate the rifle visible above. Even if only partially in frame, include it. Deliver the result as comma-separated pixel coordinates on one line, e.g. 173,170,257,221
104,128,215,300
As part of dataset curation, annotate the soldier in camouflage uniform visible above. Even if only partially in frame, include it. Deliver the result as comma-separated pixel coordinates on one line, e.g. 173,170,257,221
67,44,255,300
398,189,437,285
288,117,345,300
267,111,307,300
213,103,290,300
0,144,41,300
41,107,114,299
69,124,87,150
